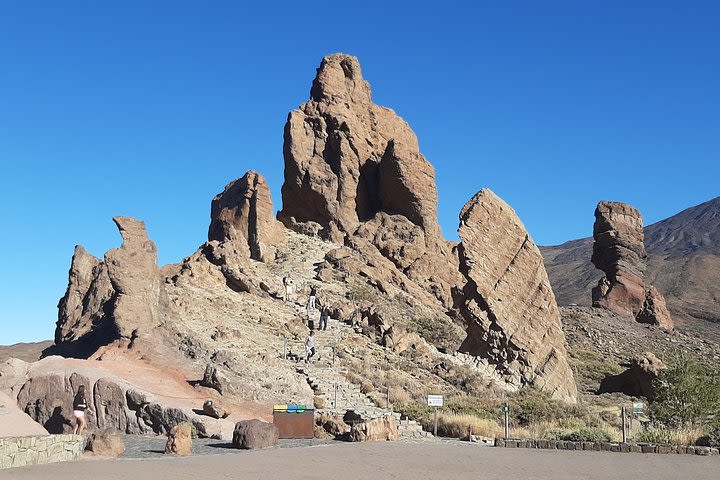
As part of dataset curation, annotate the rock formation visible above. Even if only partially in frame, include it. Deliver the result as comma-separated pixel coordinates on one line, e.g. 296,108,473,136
278,52,460,308
591,201,673,330
209,170,283,262
455,189,578,402
232,419,279,449
598,352,666,399
53,217,165,356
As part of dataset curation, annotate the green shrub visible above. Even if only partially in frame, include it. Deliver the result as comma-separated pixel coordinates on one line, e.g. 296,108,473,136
704,421,720,447
509,389,578,426
394,401,434,422
650,357,720,427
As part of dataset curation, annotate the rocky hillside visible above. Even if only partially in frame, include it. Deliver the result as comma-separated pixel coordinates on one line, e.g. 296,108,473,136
1,54,587,439
542,196,720,327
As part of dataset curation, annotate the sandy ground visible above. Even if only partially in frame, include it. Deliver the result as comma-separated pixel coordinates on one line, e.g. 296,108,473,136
1,442,716,480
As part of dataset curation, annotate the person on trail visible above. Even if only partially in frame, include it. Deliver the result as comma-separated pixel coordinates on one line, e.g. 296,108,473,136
283,274,294,303
305,330,316,364
72,385,90,435
306,285,318,320
319,304,330,331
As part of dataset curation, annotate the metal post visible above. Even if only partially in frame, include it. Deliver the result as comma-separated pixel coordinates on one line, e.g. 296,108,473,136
334,384,338,408
332,345,336,365
621,406,627,443
283,338,287,360
386,387,390,409
504,402,510,440
433,406,438,437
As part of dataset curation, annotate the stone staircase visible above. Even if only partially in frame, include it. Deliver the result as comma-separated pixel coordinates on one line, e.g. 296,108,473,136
280,304,431,439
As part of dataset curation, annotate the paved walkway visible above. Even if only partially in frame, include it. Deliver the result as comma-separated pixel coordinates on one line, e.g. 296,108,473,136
2,440,715,480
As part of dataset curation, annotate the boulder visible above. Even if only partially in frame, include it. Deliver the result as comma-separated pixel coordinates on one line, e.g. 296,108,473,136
598,352,666,398
202,399,228,419
86,428,126,457
348,416,399,442
208,170,283,262
232,419,279,449
165,422,193,456
455,189,577,402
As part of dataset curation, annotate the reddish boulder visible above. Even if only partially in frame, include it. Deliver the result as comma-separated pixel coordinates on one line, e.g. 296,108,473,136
232,419,279,449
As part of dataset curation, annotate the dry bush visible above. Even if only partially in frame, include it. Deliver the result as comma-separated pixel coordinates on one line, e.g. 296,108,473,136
389,386,412,405
360,380,374,394
313,396,325,409
428,413,504,439
634,426,706,446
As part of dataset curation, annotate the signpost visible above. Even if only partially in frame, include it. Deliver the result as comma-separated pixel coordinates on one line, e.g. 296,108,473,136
503,402,510,439
427,395,443,436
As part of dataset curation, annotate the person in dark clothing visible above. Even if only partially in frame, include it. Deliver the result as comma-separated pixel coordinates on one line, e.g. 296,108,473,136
319,305,330,331
72,385,90,435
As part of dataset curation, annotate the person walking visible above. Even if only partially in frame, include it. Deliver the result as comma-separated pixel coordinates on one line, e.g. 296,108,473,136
283,274,294,303
72,385,90,435
319,305,329,331
305,330,316,364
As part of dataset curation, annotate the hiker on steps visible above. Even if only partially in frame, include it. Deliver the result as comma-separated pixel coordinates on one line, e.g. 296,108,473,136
305,330,316,364
306,285,318,320
282,274,294,303
319,304,330,331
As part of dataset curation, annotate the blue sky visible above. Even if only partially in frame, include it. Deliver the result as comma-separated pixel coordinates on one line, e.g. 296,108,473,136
1,1,718,344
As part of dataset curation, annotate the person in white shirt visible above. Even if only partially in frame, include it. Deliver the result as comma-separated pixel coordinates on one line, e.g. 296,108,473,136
305,330,315,364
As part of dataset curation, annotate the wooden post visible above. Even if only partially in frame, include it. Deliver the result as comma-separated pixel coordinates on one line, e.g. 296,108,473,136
433,407,438,437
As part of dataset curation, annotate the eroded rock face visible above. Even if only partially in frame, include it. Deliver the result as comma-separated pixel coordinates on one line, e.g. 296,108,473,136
591,202,673,330
598,352,666,399
54,217,166,356
165,422,192,455
456,189,577,402
105,216,164,339
209,170,283,262
55,246,115,348
278,53,461,307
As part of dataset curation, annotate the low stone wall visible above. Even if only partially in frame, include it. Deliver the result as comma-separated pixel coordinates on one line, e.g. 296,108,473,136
0,435,84,469
494,438,719,456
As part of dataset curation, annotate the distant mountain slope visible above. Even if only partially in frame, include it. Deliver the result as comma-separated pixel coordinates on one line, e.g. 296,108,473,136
541,196,720,324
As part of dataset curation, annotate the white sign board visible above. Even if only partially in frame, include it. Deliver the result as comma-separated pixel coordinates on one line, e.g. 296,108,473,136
427,395,444,407
632,402,645,414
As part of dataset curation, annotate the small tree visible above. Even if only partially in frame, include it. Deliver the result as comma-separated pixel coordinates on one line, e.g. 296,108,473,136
650,357,720,427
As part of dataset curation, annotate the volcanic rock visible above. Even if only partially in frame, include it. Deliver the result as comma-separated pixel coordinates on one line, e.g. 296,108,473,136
591,202,648,319
598,352,666,398
208,170,283,262
0,390,48,437
86,428,126,457
202,399,228,419
591,202,673,329
278,53,461,307
105,216,164,340
348,416,399,442
54,217,166,356
455,189,577,402
55,246,115,354
232,419,279,449
165,422,193,455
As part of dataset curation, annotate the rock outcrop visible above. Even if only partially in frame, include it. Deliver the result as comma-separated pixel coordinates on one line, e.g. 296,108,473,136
455,189,577,402
591,202,673,330
54,217,165,356
348,416,399,442
105,217,164,340
1,356,235,439
209,170,283,262
598,352,666,399
278,53,461,308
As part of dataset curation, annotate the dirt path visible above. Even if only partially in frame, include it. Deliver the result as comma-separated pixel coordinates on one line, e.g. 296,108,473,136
2,442,716,480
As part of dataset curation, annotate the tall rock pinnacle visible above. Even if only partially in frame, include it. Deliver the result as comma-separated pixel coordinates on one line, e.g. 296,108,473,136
591,201,673,330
